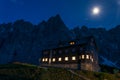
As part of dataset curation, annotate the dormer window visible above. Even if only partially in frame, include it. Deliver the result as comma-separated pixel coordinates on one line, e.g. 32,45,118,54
70,41,75,45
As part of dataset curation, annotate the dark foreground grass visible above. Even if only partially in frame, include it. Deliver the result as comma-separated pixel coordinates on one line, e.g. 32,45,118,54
0,64,120,80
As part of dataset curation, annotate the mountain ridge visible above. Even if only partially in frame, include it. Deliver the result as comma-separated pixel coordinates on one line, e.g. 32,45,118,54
0,15,119,68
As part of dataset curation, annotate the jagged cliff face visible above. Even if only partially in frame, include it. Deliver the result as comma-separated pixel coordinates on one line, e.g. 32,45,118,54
0,15,119,67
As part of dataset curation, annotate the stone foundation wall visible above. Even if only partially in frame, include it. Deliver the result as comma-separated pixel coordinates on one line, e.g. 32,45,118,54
41,63,99,72
41,63,78,69
81,63,93,71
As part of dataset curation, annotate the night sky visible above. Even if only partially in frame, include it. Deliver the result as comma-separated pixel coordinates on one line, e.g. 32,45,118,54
0,0,120,29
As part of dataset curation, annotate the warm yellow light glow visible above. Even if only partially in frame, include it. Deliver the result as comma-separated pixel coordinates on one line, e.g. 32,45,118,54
49,58,51,64
58,57,62,61
91,58,93,62
45,58,48,61
52,58,56,62
86,55,89,59
65,57,68,61
70,42,75,45
90,56,93,62
72,56,76,60
42,58,45,62
82,55,84,59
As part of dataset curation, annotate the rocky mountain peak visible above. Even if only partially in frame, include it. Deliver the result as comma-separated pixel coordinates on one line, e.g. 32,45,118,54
0,15,119,68
47,14,66,28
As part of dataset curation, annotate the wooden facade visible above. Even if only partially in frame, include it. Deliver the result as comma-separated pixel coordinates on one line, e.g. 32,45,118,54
40,36,99,71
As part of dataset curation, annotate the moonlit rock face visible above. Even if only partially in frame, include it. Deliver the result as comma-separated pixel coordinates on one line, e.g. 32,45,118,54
92,7,100,15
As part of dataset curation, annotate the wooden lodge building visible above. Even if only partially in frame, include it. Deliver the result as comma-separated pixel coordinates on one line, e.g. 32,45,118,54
40,36,99,71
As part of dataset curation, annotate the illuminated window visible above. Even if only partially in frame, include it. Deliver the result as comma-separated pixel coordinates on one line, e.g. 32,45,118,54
91,58,93,62
90,56,92,59
42,58,45,62
86,55,89,59
70,41,75,45
89,55,93,62
49,58,51,64
52,58,56,62
72,56,76,60
45,58,48,61
58,57,62,61
65,57,68,61
82,55,84,59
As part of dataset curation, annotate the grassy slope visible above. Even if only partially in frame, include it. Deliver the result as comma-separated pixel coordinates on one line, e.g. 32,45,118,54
0,64,120,80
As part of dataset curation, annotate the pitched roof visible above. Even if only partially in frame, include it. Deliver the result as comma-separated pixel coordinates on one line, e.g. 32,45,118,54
58,36,94,47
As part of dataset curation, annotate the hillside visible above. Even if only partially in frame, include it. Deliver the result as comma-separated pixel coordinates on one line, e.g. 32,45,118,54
0,64,120,80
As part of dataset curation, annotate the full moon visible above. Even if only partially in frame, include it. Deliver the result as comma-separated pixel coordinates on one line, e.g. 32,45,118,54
92,7,100,15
